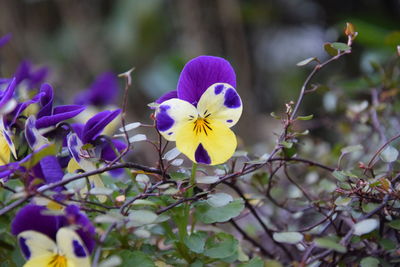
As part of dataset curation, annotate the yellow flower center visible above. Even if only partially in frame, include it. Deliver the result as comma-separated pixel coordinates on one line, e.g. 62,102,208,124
48,254,68,267
193,117,212,136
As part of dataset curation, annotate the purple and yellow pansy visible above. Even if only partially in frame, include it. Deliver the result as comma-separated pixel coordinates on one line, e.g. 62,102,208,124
155,56,242,165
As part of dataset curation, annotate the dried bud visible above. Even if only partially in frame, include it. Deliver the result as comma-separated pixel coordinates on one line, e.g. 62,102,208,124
344,22,358,41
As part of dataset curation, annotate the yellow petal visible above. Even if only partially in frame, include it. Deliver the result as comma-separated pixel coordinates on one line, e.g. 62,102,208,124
197,83,242,127
176,118,237,165
155,98,197,141
0,133,10,165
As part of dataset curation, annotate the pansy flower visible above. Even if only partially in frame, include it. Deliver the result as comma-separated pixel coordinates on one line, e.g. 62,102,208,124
155,56,242,165
74,72,119,107
12,204,94,267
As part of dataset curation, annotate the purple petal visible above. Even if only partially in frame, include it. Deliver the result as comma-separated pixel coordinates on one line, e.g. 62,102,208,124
74,72,119,106
82,109,121,144
36,105,85,129
155,90,177,104
37,83,54,118
101,139,127,161
0,78,16,109
10,91,45,126
155,105,174,132
11,204,62,241
177,56,236,105
40,156,64,184
14,61,48,90
0,33,11,48
71,123,85,140
64,205,96,253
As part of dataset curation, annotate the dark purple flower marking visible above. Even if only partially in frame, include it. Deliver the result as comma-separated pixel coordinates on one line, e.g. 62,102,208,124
74,72,119,106
18,237,31,259
195,143,211,164
73,240,87,257
156,105,174,131
224,88,241,108
177,56,236,105
226,119,233,123
214,84,224,95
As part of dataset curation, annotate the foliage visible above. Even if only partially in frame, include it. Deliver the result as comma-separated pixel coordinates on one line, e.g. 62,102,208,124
1,22,400,267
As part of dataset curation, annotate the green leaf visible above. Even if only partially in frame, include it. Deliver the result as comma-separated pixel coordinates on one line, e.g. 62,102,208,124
379,238,396,250
360,257,380,267
332,170,347,182
118,251,156,267
238,257,264,267
207,193,233,207
196,176,219,184
314,237,347,253
341,144,363,154
128,210,158,227
272,232,303,244
380,146,398,163
387,219,400,230
296,114,314,120
184,232,207,254
324,43,339,56
20,144,57,168
204,233,238,259
331,42,351,51
280,141,293,149
195,199,244,224
353,219,379,236
296,57,318,66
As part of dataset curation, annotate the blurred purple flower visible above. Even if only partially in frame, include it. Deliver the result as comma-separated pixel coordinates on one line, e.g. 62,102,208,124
11,204,96,253
74,72,119,106
0,78,17,114
0,33,11,48
14,60,49,90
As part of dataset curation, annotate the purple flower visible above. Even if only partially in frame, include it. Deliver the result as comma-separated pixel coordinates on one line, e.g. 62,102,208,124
74,72,119,106
68,109,126,164
11,204,96,253
0,33,11,48
36,83,85,129
154,56,242,165
14,60,49,90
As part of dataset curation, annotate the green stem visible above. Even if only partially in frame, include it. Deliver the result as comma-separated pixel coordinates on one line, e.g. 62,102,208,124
181,163,197,239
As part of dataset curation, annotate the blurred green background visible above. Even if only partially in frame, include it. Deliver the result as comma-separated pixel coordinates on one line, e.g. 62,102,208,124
0,0,399,151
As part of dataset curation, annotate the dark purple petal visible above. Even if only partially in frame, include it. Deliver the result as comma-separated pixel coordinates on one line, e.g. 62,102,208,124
195,143,211,164
177,56,236,105
40,156,64,184
64,205,96,253
155,90,177,104
74,72,119,106
37,83,54,118
25,116,37,148
0,78,16,109
101,139,127,161
11,204,62,240
82,109,121,144
36,105,85,129
71,123,85,140
0,33,11,48
156,105,174,131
